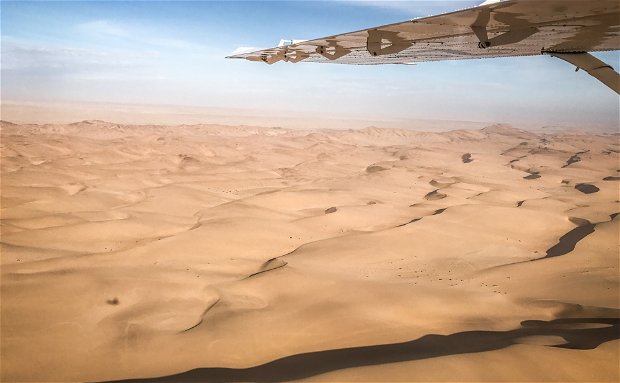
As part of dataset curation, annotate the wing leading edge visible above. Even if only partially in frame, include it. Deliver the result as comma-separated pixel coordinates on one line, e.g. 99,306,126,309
226,0,620,93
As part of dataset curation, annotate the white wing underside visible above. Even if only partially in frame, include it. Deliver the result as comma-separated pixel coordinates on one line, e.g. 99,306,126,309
226,0,620,65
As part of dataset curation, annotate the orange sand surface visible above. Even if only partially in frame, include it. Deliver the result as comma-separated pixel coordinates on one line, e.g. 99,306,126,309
1,120,618,382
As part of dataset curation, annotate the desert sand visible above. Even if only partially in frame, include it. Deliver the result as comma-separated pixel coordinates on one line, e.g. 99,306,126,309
1,120,618,382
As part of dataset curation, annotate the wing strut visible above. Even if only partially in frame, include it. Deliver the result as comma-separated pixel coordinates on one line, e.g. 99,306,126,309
547,52,620,94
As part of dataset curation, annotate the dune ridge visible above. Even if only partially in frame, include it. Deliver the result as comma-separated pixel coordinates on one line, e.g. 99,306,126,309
1,120,618,382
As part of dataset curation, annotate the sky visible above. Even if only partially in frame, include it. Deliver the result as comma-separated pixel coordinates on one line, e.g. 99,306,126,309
1,0,619,128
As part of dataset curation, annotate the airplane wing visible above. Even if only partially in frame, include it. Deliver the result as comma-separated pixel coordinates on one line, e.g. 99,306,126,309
226,0,620,93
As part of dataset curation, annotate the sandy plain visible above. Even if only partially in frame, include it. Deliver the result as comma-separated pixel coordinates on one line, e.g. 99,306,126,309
0,120,618,382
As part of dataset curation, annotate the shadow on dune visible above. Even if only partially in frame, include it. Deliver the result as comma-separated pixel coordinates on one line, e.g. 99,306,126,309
574,183,600,194
107,316,619,383
545,222,596,258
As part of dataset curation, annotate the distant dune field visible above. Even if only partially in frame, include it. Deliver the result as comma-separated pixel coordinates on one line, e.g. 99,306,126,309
1,120,618,382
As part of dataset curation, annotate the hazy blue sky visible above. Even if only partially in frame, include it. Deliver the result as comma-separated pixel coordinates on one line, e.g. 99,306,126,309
2,1,619,127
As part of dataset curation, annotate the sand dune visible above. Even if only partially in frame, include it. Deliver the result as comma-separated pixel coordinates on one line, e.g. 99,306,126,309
1,120,618,382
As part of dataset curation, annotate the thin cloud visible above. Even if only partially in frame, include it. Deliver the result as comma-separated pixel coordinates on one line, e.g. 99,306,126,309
1,39,158,73
145,37,208,50
75,19,208,51
77,20,128,37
